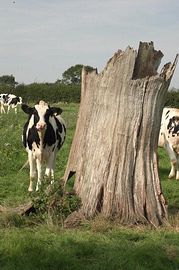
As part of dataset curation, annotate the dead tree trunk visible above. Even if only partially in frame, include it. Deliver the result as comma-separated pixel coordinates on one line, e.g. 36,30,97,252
64,42,178,226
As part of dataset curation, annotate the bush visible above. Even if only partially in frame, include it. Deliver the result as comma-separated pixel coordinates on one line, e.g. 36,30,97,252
0,83,81,103
31,180,81,226
165,90,179,108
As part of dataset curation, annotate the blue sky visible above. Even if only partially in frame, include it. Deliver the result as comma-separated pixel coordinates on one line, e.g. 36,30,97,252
0,0,179,87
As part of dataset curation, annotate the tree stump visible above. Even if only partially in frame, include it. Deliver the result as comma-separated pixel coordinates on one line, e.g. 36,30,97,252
64,41,178,226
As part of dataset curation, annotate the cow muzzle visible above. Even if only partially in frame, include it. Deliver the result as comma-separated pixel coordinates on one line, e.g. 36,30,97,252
36,122,46,131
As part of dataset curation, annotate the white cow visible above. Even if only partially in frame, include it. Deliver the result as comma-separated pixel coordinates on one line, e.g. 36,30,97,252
159,107,179,179
22,100,66,191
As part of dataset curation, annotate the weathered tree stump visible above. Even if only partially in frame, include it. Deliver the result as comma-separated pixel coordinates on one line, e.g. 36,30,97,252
64,41,178,226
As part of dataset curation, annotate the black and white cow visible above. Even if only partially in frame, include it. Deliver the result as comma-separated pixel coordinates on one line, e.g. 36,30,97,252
22,100,66,191
158,107,179,179
0,93,22,113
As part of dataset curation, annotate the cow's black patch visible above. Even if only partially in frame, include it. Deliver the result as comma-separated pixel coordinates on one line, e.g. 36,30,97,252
55,117,63,133
22,121,29,148
173,124,179,134
3,94,9,102
167,117,172,131
165,110,170,119
27,127,40,150
33,109,40,125
167,116,179,136
44,122,56,147
63,124,66,134
9,97,19,105
56,130,62,149
23,113,34,148
54,118,66,149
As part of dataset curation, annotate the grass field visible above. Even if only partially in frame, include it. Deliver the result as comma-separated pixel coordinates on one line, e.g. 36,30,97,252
0,103,179,270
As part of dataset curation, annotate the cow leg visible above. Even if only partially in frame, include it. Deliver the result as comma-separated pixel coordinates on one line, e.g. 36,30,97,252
164,142,177,178
45,167,54,180
45,152,56,184
176,155,179,180
7,105,10,114
36,158,43,191
169,161,176,179
12,104,17,114
28,152,36,191
1,104,5,113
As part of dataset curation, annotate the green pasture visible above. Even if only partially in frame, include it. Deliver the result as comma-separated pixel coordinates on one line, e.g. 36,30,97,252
0,103,179,270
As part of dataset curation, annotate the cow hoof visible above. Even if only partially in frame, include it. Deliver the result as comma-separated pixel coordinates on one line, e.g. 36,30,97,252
168,174,175,179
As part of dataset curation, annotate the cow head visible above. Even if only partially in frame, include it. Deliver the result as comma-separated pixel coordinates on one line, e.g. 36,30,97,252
21,100,63,132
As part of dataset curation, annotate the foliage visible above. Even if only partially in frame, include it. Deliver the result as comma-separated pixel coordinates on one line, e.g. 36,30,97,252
31,180,81,225
10,83,81,103
0,74,17,86
165,89,179,108
58,64,95,85
0,82,81,103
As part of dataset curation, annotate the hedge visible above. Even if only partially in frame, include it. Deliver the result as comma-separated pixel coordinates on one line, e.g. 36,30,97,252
0,83,81,103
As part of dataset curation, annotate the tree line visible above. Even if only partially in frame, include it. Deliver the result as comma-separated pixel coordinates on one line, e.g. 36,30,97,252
0,65,179,106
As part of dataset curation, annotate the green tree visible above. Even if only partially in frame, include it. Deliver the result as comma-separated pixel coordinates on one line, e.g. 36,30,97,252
57,64,95,85
165,89,179,107
0,74,17,86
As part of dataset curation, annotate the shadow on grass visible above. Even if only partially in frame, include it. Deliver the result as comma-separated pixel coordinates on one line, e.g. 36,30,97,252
168,205,179,215
0,228,179,270
159,168,170,179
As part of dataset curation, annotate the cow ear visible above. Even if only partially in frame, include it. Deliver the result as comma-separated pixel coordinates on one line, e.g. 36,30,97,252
50,107,63,115
21,104,33,114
